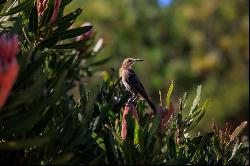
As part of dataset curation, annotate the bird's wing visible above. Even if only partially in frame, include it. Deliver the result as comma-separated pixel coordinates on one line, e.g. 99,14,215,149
126,70,148,98
119,77,125,89
126,70,157,113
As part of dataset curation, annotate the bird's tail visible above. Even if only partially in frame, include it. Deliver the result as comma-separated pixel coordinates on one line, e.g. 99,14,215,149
145,96,158,113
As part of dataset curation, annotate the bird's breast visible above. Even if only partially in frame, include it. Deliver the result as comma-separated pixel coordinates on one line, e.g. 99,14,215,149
120,68,132,91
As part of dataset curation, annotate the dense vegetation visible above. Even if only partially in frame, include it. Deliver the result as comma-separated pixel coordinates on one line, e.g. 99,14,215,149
67,0,249,133
0,0,248,165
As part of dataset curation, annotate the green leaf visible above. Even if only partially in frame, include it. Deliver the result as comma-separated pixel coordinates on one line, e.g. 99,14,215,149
103,127,119,165
138,127,145,156
53,8,82,34
31,105,56,134
9,15,23,34
0,0,34,16
8,74,47,109
54,26,92,40
189,112,205,132
151,139,163,162
79,83,87,110
0,3,5,13
187,99,208,131
0,136,50,150
125,111,135,139
169,136,177,159
28,6,38,35
66,126,90,150
21,0,33,19
53,20,75,34
49,153,74,165
92,102,112,131
51,71,67,104
211,136,222,161
91,132,106,151
52,39,88,49
36,36,59,49
192,133,211,162
166,80,174,108
146,112,161,149
0,109,44,136
179,92,188,112
134,119,140,145
189,85,202,115
17,55,45,84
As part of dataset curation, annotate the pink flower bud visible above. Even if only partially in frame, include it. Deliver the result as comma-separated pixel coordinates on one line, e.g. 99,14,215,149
49,0,62,24
121,101,139,140
0,34,20,109
0,35,19,66
76,22,93,41
37,0,49,16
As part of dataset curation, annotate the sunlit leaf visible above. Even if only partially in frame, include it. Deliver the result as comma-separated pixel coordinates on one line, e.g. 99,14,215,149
166,80,174,108
187,99,208,131
0,0,34,16
230,121,248,143
92,132,106,151
189,85,202,115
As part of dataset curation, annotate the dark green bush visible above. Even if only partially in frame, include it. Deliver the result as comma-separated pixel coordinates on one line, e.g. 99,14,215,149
0,0,248,165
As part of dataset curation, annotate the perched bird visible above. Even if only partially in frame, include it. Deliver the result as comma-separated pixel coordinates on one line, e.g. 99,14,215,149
119,58,157,113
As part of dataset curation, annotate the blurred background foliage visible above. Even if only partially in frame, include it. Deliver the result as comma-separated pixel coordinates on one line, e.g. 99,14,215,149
66,0,249,134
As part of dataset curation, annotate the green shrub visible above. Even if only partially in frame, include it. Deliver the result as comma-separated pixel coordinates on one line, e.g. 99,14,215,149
0,0,248,165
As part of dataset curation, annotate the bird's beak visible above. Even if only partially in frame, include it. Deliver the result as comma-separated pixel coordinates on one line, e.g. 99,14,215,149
135,59,144,62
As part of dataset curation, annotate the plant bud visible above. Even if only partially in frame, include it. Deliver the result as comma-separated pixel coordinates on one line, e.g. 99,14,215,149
37,0,49,16
49,0,61,24
121,101,139,140
0,34,20,108
76,22,93,41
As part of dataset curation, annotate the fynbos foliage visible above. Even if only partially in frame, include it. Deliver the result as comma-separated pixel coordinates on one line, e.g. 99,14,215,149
0,0,248,165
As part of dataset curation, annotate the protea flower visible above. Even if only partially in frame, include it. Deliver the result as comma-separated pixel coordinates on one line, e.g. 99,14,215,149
121,101,139,140
49,0,61,24
0,34,20,109
37,0,49,16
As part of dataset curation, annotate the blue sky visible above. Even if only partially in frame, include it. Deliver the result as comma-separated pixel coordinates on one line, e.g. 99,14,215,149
158,0,172,7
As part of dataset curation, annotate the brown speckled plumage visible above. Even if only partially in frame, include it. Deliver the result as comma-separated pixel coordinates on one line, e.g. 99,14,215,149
119,58,157,113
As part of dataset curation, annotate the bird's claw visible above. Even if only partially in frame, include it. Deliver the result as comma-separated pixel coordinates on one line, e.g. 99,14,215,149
132,96,138,102
128,96,138,104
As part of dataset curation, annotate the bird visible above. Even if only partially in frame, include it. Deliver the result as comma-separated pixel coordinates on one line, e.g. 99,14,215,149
119,58,157,113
